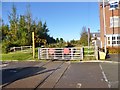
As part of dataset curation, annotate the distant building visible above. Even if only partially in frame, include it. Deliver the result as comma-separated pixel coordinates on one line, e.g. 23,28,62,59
91,32,101,48
99,0,120,48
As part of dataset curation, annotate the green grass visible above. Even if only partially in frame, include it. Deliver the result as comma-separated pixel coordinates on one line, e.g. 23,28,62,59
2,52,32,61
83,47,96,60
1,48,39,61
70,60,80,63
83,56,96,60
84,48,94,51
84,47,95,55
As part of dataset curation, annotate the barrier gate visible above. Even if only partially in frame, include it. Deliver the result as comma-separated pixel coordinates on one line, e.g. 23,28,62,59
38,47,84,60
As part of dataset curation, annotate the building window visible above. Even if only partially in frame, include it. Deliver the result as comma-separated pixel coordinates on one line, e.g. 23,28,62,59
112,41,116,44
117,41,120,44
107,35,120,46
108,41,110,44
117,36,120,40
112,36,115,40
110,16,120,28
107,37,110,45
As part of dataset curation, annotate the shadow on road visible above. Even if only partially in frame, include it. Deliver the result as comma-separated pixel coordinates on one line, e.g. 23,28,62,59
2,66,47,86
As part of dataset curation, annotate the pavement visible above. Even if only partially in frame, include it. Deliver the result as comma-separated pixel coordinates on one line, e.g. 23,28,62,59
106,54,120,62
1,60,119,89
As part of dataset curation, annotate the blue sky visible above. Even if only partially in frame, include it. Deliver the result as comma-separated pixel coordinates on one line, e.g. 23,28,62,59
2,2,100,41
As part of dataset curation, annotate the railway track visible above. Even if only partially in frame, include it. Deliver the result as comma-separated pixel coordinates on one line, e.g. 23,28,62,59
2,60,70,89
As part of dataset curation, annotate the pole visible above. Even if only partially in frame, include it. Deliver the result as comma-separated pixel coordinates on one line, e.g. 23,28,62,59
32,32,35,59
88,28,90,54
103,0,107,53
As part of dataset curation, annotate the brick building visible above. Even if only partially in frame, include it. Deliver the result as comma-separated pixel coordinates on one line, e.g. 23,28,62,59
99,0,120,48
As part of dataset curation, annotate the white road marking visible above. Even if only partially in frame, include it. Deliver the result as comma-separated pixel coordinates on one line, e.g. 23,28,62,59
76,83,82,88
10,70,17,73
99,64,111,88
0,64,8,67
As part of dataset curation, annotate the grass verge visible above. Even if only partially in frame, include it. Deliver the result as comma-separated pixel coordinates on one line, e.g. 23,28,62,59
1,49,39,61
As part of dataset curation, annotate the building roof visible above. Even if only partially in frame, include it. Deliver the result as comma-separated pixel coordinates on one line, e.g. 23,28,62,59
99,0,109,6
91,33,100,37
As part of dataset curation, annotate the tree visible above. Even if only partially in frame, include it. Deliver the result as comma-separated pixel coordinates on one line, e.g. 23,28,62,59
60,38,64,43
8,4,19,42
70,39,75,44
17,15,28,45
25,4,32,45
42,22,49,34
56,38,59,43
1,3,57,53
80,26,88,46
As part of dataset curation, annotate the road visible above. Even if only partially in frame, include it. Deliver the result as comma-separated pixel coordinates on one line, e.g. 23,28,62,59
1,60,119,89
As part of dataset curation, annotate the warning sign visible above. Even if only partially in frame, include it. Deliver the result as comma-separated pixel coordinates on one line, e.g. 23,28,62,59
49,48,54,54
64,48,70,54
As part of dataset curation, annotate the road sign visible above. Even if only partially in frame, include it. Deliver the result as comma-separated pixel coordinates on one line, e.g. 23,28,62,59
109,0,119,10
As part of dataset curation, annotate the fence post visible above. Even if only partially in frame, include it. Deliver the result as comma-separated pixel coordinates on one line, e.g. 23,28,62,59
71,48,73,60
38,48,40,60
81,47,84,60
95,46,98,60
46,48,49,59
14,47,15,52
21,46,22,51
62,48,64,60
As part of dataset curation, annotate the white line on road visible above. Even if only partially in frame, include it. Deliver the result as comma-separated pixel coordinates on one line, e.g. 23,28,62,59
0,64,8,68
76,83,82,88
99,64,111,88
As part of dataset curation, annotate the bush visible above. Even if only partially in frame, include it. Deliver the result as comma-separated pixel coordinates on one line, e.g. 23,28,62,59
2,41,11,53
107,47,120,54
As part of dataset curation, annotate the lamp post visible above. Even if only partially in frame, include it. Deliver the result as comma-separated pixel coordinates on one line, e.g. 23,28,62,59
103,0,107,53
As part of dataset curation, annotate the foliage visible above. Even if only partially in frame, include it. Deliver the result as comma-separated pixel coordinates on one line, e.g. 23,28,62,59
45,42,66,48
79,26,91,46
1,4,56,53
107,47,120,54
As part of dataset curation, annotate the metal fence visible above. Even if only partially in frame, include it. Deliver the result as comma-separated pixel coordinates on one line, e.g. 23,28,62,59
38,47,84,60
38,46,99,60
10,46,32,52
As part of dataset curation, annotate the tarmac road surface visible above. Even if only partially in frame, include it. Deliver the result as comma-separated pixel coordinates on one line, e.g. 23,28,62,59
54,62,108,88
1,61,118,89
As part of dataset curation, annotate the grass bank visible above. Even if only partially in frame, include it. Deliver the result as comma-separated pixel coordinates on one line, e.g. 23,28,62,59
2,51,33,61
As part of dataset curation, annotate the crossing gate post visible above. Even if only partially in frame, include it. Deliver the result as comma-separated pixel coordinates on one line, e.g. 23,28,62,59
71,48,73,60
38,48,40,60
46,48,49,59
62,48,64,59
95,46,99,60
81,47,84,60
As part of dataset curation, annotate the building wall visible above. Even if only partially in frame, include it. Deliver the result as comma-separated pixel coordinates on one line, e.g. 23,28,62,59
100,2,120,48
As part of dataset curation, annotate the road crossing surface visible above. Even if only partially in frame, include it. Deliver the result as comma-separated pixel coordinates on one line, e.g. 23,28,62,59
1,61,118,89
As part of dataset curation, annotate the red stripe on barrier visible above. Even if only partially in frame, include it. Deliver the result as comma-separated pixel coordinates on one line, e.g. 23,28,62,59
64,48,70,54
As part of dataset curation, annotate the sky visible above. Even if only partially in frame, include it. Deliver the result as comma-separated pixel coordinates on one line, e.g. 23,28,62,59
2,2,100,41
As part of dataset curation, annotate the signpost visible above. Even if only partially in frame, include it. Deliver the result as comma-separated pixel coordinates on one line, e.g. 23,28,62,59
32,32,35,59
88,28,90,54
